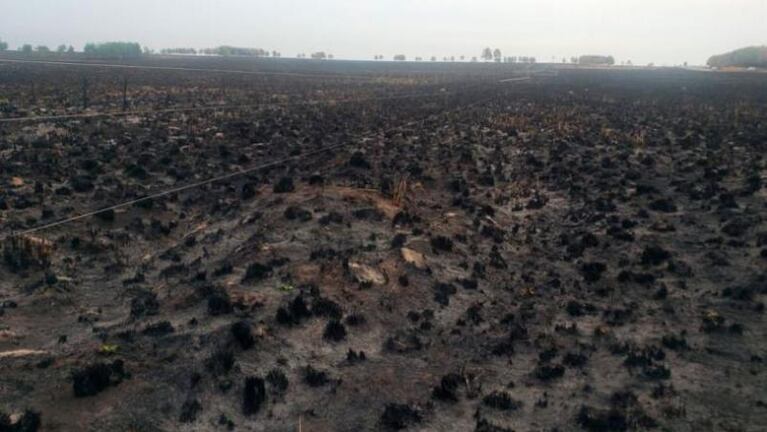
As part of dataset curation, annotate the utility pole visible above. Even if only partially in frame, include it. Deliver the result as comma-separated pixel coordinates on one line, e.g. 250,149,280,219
81,77,89,110
122,77,129,111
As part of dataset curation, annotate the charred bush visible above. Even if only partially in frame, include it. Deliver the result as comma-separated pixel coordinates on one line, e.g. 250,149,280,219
303,366,330,387
380,403,421,430
430,236,454,253
276,295,312,326
179,398,202,423
384,331,425,353
475,418,515,432
566,300,597,317
312,297,343,319
0,409,41,432
241,182,257,200
3,235,53,273
721,218,752,237
130,290,159,318
323,320,347,342
432,373,463,402
345,313,367,326
577,406,628,432
534,363,565,381
482,391,522,411
581,262,607,283
649,198,677,213
641,245,671,266
349,151,371,169
433,282,457,306
353,208,385,221
72,360,128,397
242,377,266,416
319,211,344,225
266,369,289,393
563,352,588,367
284,206,312,221
347,349,367,363
231,321,255,350
205,349,235,376
207,290,233,316
661,334,688,351
273,177,295,193
141,321,174,337
391,233,407,248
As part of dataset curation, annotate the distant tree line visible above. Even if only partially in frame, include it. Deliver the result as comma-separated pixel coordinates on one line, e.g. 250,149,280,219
83,42,142,58
1,40,73,54
156,46,297,58
501,56,536,64
577,55,615,65
309,52,334,60
481,47,504,62
161,48,198,55
707,46,767,68
199,46,282,57
373,50,537,63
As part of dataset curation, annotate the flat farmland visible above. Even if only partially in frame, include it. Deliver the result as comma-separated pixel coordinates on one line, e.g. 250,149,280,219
1,56,766,431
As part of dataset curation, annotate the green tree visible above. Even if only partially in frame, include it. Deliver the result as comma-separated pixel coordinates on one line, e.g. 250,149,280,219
36,45,51,53
578,55,614,66
20,44,33,53
481,47,493,61
84,42,142,58
707,46,767,68
161,48,197,55
0,40,8,51
57,44,67,53
493,48,502,62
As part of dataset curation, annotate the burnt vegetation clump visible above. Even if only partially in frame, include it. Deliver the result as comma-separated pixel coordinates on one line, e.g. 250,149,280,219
1,56,764,432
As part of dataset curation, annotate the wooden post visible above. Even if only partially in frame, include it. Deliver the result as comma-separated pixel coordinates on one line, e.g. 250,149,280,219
81,77,89,110
122,77,129,111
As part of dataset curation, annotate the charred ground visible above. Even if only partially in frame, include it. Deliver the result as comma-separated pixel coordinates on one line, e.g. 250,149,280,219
1,57,766,431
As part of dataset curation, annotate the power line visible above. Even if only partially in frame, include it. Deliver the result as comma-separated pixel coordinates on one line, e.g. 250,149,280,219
2,89,497,241
5,142,348,239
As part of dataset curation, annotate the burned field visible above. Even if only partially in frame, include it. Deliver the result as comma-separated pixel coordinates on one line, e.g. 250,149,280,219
1,58,767,431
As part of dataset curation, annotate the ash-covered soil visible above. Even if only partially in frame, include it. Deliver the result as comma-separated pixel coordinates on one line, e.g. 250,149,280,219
1,59,767,432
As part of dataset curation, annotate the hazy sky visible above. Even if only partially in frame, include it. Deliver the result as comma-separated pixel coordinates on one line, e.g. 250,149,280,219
1,0,765,65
